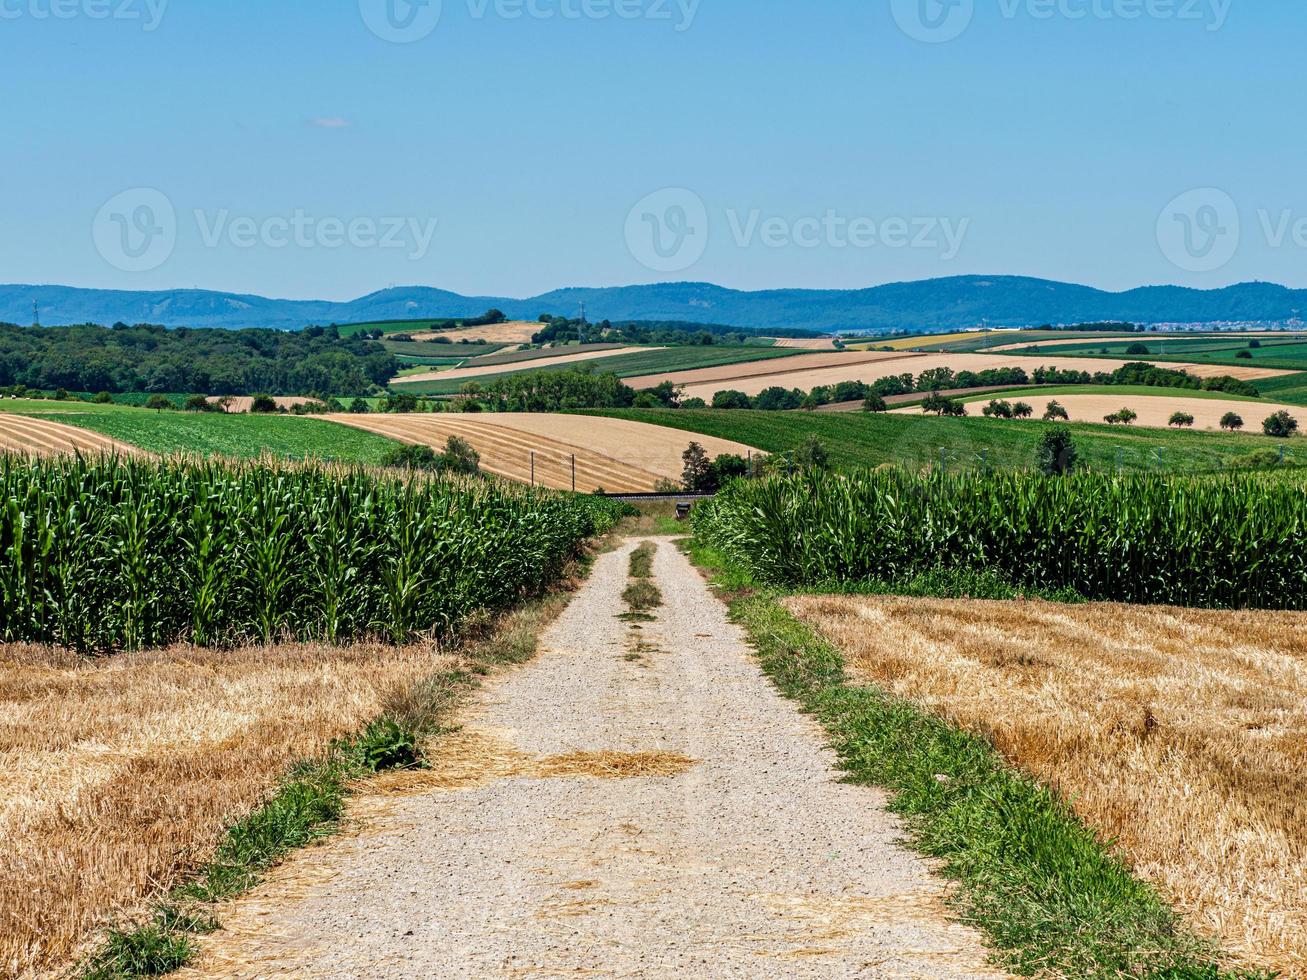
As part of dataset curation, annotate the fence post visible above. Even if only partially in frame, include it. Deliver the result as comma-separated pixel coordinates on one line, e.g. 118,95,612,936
572,454,576,492
531,451,535,487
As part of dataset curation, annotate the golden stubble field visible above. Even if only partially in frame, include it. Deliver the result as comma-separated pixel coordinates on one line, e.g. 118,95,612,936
894,392,1303,433
624,351,1294,401
332,412,757,492
0,640,458,979
787,595,1307,977
0,414,141,457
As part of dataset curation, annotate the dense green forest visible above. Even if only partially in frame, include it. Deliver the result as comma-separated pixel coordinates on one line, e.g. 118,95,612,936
0,323,396,396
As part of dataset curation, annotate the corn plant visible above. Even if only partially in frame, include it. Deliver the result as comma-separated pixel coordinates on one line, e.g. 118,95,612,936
693,468,1307,610
0,455,625,652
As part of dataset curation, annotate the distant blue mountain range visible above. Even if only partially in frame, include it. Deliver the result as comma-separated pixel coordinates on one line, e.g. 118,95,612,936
4,277,1306,333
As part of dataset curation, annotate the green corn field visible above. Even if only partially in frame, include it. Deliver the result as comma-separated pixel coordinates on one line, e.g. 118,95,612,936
693,468,1307,609
0,456,625,652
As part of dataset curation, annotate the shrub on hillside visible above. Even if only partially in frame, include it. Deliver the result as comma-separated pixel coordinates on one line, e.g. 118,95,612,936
921,392,966,416
1169,412,1196,428
1035,426,1079,476
1220,411,1244,431
1263,410,1299,438
712,389,752,410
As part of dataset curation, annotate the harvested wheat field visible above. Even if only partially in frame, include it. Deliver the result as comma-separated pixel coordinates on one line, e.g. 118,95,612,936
848,331,987,351
0,640,455,979
772,337,839,350
392,346,655,386
0,414,141,457
411,320,542,344
786,595,1307,977
331,413,756,492
623,349,914,392
204,396,313,413
628,351,1294,402
896,392,1302,432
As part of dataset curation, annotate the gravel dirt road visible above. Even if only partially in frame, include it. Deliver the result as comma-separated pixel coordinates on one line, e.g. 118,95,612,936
185,539,1008,979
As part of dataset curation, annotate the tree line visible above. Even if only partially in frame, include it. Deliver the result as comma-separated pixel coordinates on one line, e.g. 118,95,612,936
0,322,397,396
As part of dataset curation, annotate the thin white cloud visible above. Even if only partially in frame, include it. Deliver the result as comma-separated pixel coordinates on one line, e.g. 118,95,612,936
309,117,351,129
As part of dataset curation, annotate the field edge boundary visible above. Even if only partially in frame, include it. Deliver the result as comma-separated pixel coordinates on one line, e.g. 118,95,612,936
72,560,598,980
679,539,1270,980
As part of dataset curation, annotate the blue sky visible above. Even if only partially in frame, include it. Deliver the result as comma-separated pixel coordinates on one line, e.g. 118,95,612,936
1,0,1303,299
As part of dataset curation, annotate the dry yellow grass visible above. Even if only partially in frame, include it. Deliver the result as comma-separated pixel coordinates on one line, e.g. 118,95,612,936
0,414,143,457
411,320,543,344
786,595,1307,977
0,640,455,979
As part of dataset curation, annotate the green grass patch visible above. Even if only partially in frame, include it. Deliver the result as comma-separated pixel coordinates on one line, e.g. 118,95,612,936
382,339,504,357
1253,372,1307,406
686,542,1266,980
2,400,402,463
629,541,657,579
581,408,1296,473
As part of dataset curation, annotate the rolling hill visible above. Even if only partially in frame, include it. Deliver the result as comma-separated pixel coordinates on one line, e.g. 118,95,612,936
7,277,1307,333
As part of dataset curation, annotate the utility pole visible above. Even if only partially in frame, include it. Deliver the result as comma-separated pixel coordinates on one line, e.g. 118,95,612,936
578,302,586,345
32,301,40,328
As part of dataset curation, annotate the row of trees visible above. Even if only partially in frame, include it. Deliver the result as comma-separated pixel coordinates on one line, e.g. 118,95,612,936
0,322,396,396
